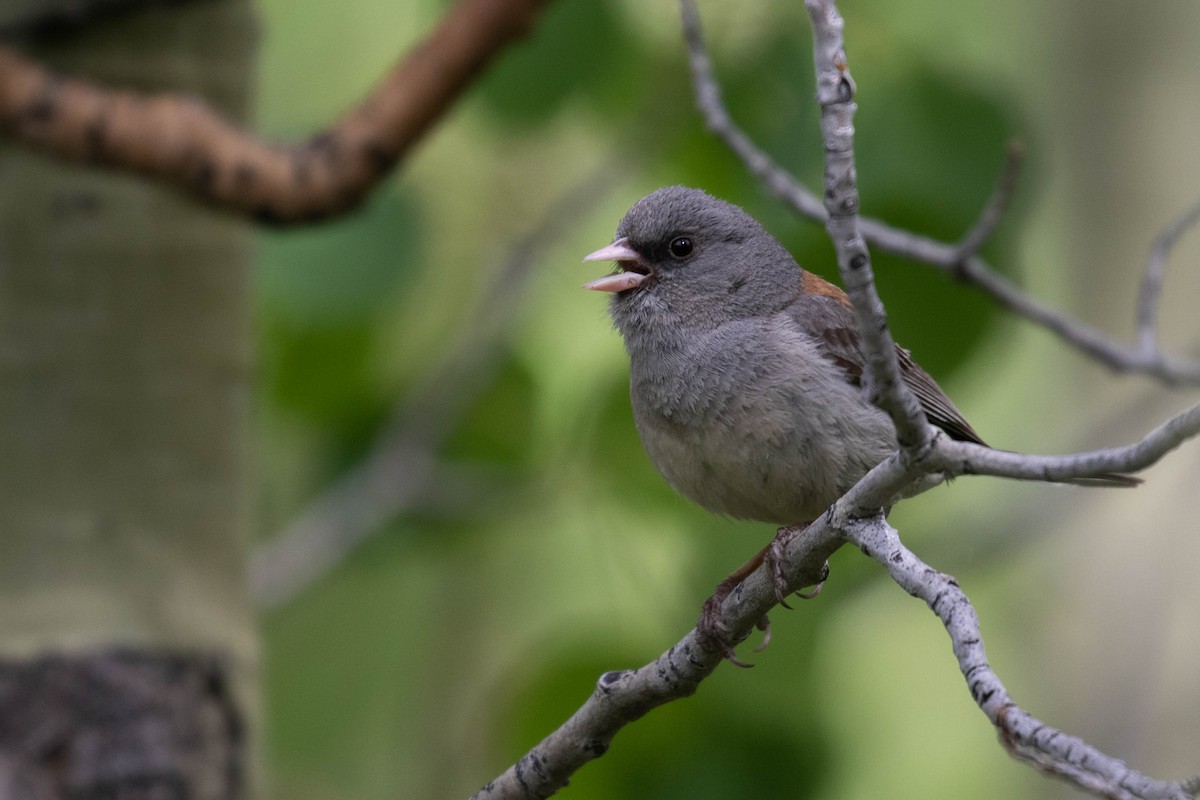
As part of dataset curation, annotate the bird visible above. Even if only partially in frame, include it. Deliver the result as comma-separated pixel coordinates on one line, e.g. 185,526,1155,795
582,185,1138,660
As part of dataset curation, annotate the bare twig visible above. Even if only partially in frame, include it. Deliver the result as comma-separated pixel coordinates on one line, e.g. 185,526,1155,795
251,170,619,609
470,378,1200,800
680,0,824,222
805,1,1197,793
930,399,1200,483
954,139,1023,262
1136,196,1200,355
680,0,1200,385
848,517,1194,800
471,640,720,800
469,471,859,800
0,0,555,224
802,0,931,452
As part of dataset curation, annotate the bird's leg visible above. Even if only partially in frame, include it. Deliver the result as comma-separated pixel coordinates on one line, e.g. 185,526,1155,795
697,525,830,663
698,542,773,666
762,524,829,605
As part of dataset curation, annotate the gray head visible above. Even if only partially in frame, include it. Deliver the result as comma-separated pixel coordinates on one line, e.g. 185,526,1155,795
583,186,800,339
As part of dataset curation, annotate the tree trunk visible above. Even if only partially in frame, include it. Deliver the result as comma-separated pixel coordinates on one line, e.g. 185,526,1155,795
0,2,258,797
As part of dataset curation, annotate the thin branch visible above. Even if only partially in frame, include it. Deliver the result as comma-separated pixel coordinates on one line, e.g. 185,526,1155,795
848,517,1194,800
930,399,1200,483
954,139,1023,262
803,4,1199,795
801,0,931,452
0,0,555,224
1136,196,1200,355
470,478,863,800
251,170,620,609
471,640,720,800
680,0,1200,385
680,0,824,220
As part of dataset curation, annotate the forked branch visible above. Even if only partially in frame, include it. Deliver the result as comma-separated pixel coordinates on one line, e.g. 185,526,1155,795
681,0,1200,385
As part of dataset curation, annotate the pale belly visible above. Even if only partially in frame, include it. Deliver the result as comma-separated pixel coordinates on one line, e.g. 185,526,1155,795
628,330,896,525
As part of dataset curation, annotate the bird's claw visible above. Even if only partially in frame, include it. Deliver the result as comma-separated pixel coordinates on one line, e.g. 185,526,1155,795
697,532,831,663
766,534,794,608
697,579,759,667
763,527,829,605
794,559,830,599
752,615,772,653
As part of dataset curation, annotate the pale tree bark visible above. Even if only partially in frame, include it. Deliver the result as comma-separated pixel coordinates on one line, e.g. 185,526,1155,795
0,1,258,796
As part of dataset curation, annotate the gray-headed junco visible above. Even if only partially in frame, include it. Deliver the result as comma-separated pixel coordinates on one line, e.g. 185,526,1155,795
583,186,1136,657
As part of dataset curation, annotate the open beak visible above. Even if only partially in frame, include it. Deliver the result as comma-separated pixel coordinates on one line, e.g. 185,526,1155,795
582,237,650,292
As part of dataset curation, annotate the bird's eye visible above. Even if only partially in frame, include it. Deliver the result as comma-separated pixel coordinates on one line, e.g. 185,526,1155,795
668,236,694,258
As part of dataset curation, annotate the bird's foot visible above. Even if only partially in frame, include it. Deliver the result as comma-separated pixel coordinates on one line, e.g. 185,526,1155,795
763,524,829,605
698,576,755,667
796,561,830,600
697,526,828,665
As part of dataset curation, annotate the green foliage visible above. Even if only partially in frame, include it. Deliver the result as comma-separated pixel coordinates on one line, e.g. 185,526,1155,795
258,190,421,323
477,0,638,126
857,67,1020,377
257,190,421,482
443,358,539,467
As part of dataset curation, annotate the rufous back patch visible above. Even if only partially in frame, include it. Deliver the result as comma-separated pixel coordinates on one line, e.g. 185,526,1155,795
801,271,852,307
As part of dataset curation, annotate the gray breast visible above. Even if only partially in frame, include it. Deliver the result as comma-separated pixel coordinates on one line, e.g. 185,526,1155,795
627,317,896,524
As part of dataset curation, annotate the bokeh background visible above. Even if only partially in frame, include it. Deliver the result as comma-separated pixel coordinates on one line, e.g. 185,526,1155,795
253,1,1200,797
5,0,1199,798
260,0,1200,798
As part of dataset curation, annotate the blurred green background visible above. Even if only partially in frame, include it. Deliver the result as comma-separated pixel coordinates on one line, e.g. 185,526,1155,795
248,1,1200,799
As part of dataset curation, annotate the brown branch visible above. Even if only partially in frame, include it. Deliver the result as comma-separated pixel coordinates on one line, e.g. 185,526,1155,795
0,0,555,224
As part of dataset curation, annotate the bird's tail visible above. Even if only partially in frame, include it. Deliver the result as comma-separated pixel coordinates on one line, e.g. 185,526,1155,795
1054,472,1142,488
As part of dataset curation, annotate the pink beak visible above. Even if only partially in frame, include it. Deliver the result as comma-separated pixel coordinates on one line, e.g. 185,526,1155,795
582,237,649,292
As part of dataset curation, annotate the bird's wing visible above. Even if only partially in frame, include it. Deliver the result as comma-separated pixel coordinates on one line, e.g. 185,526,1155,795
787,277,986,445
787,274,1147,484
890,344,985,444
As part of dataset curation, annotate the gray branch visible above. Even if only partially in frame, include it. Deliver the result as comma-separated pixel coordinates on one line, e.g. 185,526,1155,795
1136,197,1200,355
930,399,1200,483
802,0,931,452
955,140,1024,262
470,452,893,800
681,0,1200,386
848,517,1194,800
